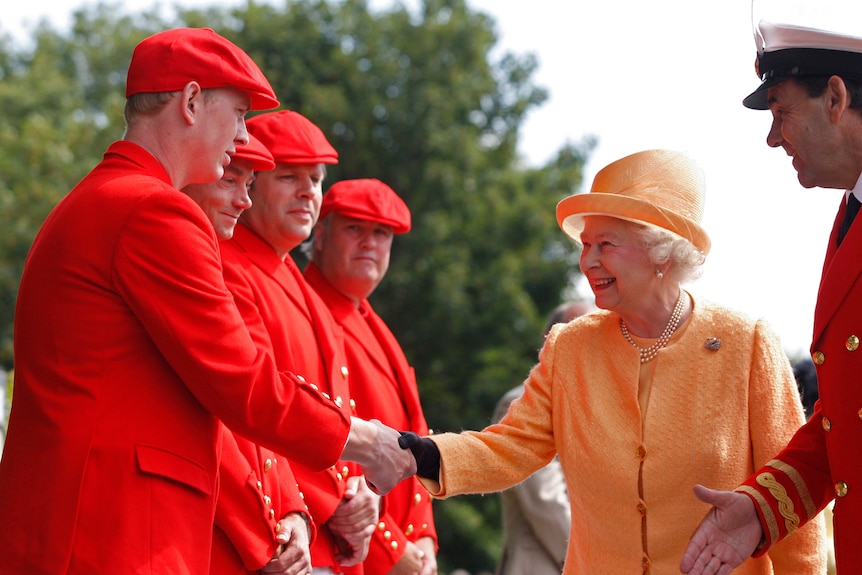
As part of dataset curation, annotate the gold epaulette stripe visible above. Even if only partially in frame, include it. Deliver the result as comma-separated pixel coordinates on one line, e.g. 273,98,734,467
766,459,817,520
736,485,779,544
755,472,800,535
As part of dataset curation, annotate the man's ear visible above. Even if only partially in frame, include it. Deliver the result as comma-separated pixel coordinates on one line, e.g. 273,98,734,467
312,223,325,252
826,75,852,122
180,81,204,126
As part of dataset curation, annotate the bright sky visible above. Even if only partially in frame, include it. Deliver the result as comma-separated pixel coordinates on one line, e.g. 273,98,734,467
4,0,859,356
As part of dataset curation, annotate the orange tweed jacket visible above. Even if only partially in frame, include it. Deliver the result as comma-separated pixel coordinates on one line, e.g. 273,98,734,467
425,296,826,575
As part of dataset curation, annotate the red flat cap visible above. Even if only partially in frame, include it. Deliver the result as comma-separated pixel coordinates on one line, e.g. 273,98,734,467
320,179,411,234
246,110,338,165
232,134,275,172
126,28,278,110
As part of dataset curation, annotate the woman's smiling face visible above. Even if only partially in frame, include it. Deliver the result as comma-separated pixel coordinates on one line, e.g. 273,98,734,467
578,216,656,316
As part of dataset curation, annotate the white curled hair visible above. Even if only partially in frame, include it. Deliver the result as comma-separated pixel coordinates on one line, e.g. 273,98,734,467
630,222,706,284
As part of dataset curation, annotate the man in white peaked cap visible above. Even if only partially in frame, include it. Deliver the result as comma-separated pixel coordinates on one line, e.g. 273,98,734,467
681,19,862,575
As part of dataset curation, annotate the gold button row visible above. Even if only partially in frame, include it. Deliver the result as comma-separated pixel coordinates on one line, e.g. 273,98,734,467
812,334,862,365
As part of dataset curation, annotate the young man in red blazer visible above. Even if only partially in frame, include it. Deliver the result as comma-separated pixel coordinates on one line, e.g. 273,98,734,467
305,179,439,575
0,29,411,575
218,111,381,575
185,136,317,575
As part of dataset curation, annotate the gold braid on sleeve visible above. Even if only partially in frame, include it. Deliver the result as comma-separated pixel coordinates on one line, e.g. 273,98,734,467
756,472,799,534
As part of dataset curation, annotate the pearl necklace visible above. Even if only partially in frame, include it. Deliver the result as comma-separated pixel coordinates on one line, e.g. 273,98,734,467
619,290,687,364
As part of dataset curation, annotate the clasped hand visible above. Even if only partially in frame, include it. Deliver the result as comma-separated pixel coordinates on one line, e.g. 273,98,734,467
342,418,417,495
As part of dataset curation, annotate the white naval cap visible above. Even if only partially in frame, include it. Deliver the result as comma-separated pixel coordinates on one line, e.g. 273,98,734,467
744,20,862,109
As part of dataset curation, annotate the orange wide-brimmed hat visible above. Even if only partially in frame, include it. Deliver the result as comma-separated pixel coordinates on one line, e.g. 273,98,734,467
247,110,338,165
320,179,411,234
126,27,278,111
556,149,711,255
232,134,275,172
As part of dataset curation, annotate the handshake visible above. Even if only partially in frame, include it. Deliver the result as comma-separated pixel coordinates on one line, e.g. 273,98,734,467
341,418,440,494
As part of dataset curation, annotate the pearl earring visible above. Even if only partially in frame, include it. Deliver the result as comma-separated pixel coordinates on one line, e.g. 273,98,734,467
656,270,664,279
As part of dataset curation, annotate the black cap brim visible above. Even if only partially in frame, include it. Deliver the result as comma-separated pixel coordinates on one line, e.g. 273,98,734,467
743,47,862,110
743,77,784,110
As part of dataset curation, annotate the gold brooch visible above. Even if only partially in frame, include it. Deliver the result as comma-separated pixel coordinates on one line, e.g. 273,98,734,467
705,337,721,351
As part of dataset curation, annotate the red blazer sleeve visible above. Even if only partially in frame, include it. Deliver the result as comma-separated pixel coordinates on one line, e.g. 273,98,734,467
214,426,280,571
367,508,409,572
365,479,437,573
737,402,835,553
112,193,349,468
214,425,315,574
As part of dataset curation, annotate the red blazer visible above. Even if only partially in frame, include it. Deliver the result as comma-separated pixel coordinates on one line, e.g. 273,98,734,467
213,424,312,574
305,263,438,574
219,226,361,574
0,142,349,575
741,194,862,571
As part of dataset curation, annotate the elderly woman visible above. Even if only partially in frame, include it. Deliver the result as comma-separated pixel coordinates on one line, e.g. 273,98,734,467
400,150,826,574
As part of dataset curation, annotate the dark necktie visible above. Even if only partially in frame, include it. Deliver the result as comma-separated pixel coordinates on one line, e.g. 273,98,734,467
838,193,861,246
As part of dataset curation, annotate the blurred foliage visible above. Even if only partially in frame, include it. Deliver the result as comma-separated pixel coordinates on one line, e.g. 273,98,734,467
0,0,593,571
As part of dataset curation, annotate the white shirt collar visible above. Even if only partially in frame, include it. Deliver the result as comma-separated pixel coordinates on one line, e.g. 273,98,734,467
847,172,862,203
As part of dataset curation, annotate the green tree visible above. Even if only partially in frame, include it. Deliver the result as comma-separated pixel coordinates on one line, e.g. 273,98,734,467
0,4,162,366
0,1,592,570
